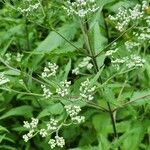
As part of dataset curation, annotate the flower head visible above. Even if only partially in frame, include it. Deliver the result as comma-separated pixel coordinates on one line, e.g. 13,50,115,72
63,0,99,18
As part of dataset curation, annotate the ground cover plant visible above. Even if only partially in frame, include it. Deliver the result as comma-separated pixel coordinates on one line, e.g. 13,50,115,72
0,0,150,150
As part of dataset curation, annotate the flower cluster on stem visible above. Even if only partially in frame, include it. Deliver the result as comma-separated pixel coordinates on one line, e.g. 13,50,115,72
72,57,93,75
22,118,39,142
65,105,85,124
18,0,40,16
79,78,96,101
0,73,10,85
63,0,99,18
108,1,149,31
41,62,58,78
41,84,52,99
56,80,71,97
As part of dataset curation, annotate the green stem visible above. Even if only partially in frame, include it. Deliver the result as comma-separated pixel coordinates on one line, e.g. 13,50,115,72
80,20,99,73
80,20,120,147
25,18,30,51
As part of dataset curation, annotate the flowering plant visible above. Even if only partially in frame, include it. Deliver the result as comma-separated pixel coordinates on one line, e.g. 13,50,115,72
0,0,150,149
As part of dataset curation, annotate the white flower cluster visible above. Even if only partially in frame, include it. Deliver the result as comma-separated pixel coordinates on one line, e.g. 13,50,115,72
63,0,99,18
108,1,149,31
65,105,85,124
47,118,58,130
39,118,58,138
22,130,35,142
105,42,118,56
5,53,12,62
0,73,10,85
105,48,118,56
16,53,24,62
146,16,150,26
56,80,71,97
22,118,39,142
72,57,93,75
126,54,145,68
125,41,140,51
18,0,40,16
79,78,96,101
142,1,149,10
41,84,52,99
48,135,65,149
112,54,145,69
39,128,48,137
41,62,58,78
133,26,150,43
5,52,23,63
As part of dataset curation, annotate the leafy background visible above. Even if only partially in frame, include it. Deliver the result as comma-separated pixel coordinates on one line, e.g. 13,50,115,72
0,0,150,150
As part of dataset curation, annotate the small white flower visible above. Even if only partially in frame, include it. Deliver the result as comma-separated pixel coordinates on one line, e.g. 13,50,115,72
41,84,52,99
56,80,71,97
0,73,10,85
5,53,12,62
72,57,93,74
109,3,146,31
111,55,145,69
30,118,38,128
22,129,34,142
48,136,65,149
125,41,140,51
48,139,56,149
87,63,93,69
16,53,23,62
79,79,96,101
47,118,58,130
72,116,85,124
27,129,34,138
40,129,48,137
23,134,29,142
105,49,118,56
18,1,40,16
63,0,99,18
72,67,80,75
41,62,58,78
23,121,30,129
55,136,65,148
65,105,85,124
65,105,81,117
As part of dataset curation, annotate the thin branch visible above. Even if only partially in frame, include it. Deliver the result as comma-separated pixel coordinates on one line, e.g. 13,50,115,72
0,87,43,97
94,25,135,58
25,18,30,51
113,93,150,112
0,56,50,87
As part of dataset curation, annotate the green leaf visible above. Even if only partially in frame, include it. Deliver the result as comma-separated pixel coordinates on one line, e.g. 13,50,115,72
130,90,150,106
0,134,6,143
0,125,9,133
91,14,107,67
37,103,64,119
92,113,111,135
63,59,71,80
36,23,78,52
0,105,33,120
0,145,17,150
98,134,110,150
112,123,143,150
69,146,99,150
90,66,104,85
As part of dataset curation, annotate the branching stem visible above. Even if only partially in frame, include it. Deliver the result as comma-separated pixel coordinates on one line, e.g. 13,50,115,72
80,19,120,147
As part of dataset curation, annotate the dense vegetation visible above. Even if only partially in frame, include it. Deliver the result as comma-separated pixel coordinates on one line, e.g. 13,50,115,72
0,0,150,150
